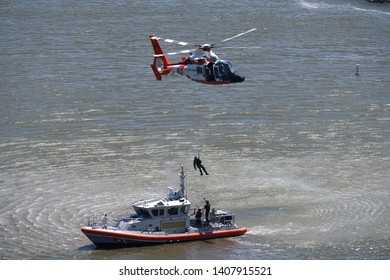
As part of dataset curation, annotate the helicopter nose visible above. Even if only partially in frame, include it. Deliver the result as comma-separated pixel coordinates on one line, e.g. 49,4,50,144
231,74,245,83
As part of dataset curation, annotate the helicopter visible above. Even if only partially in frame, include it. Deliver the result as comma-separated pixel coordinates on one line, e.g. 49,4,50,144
150,28,256,85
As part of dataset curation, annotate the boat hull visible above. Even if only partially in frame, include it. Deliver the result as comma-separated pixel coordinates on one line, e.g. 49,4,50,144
81,227,247,248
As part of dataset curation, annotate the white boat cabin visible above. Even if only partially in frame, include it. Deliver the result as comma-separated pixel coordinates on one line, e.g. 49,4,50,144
115,187,191,234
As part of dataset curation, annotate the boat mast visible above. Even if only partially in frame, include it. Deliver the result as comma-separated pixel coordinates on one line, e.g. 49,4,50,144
179,166,185,198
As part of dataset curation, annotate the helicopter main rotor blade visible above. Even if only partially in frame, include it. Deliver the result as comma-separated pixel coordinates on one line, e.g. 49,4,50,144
154,28,256,56
166,49,193,56
220,28,257,43
154,36,195,55
153,50,192,57
155,36,190,47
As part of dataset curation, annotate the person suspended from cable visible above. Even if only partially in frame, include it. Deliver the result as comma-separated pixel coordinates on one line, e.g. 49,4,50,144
193,156,209,176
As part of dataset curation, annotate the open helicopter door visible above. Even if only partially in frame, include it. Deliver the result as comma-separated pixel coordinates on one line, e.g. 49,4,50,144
150,35,171,80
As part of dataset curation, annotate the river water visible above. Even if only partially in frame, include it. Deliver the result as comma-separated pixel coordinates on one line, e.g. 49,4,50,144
1,0,389,260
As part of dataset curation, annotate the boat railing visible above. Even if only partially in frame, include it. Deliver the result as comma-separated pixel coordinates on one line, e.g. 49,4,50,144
87,215,98,227
87,214,109,229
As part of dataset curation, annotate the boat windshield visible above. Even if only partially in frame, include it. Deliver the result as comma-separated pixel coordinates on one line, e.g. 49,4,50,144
151,208,165,217
134,207,151,218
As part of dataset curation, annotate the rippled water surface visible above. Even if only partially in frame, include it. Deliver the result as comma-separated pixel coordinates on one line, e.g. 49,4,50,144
1,0,389,259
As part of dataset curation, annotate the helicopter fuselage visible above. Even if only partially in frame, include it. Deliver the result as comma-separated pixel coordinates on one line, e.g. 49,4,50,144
166,60,245,84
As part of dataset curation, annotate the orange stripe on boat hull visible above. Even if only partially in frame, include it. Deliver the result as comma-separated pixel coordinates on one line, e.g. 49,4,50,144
81,227,247,247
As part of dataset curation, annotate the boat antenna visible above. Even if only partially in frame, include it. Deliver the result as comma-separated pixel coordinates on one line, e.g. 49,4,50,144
179,166,186,197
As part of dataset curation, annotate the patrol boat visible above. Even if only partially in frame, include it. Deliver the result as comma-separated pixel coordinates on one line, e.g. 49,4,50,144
81,167,247,247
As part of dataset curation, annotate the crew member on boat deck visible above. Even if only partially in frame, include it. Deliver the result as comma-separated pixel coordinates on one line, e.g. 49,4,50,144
195,208,202,226
204,200,211,222
193,156,209,176
102,213,108,229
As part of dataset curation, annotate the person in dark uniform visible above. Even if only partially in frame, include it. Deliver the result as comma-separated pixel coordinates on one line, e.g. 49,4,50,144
193,156,209,176
195,208,202,226
203,199,211,222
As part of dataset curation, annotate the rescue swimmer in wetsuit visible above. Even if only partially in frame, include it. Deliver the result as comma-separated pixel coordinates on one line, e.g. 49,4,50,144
193,156,209,176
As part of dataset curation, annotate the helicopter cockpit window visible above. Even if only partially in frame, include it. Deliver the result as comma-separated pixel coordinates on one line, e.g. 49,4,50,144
227,61,239,74
215,61,232,81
